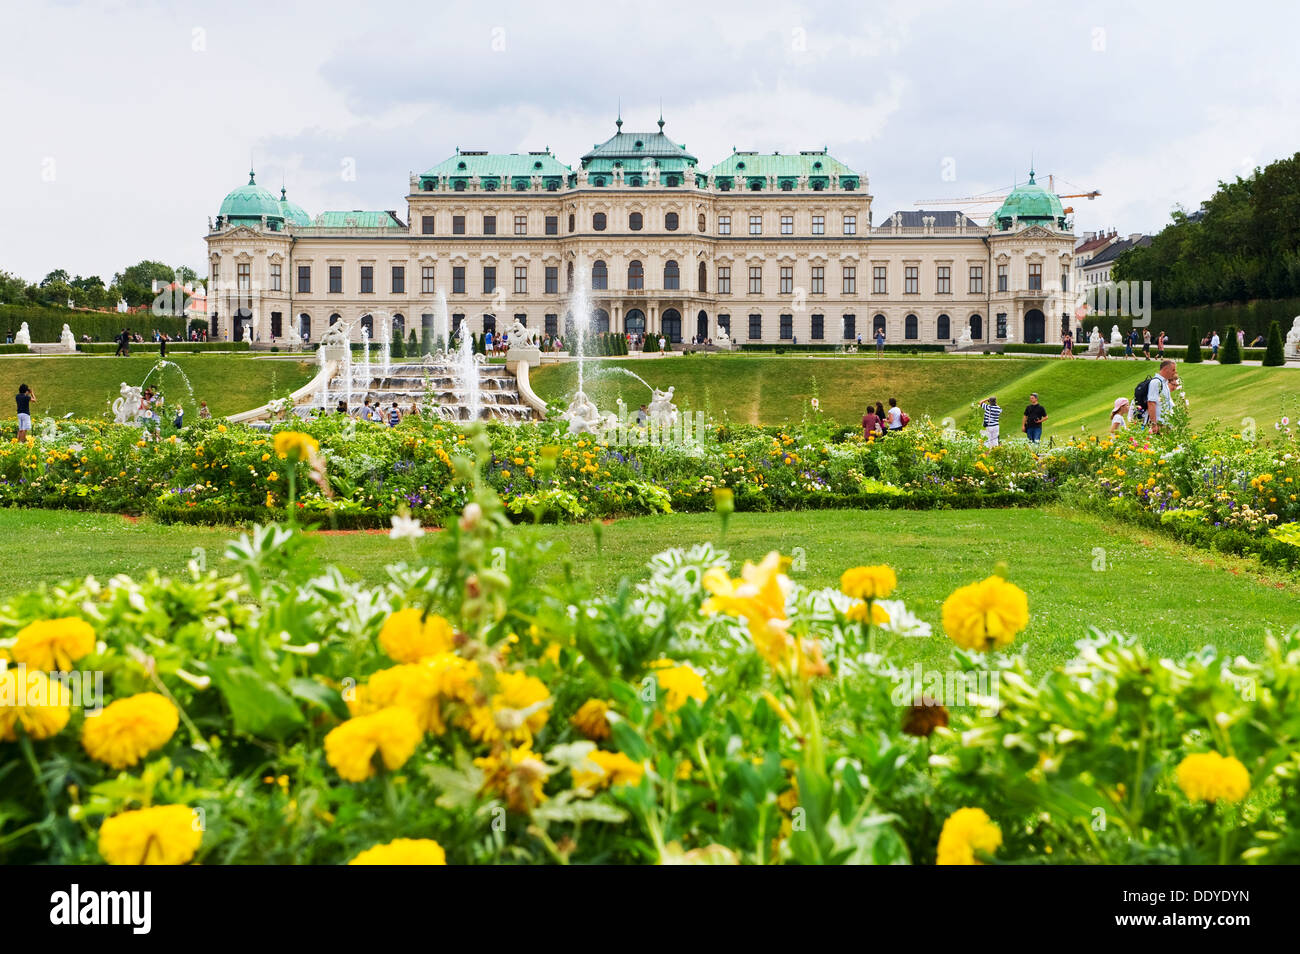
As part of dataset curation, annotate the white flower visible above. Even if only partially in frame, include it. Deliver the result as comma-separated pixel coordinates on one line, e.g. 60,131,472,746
390,514,425,540
281,642,321,656
875,599,933,639
214,630,237,645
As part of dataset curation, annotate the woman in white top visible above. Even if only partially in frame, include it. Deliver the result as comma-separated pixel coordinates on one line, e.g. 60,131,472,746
1110,397,1129,435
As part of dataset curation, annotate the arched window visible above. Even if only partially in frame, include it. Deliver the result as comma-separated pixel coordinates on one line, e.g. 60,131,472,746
360,313,374,337
566,262,574,292
592,260,608,290
453,180,466,192
905,314,918,339
329,313,340,326
698,261,707,292
663,260,680,290
298,313,311,340
665,212,679,231
629,212,643,231
628,260,644,290
873,314,886,336
593,212,607,231
698,212,706,232
421,180,433,192
392,314,405,340
937,314,951,340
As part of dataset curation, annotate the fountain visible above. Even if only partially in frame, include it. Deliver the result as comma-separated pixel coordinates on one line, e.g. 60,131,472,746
455,323,483,422
378,312,392,382
434,290,451,357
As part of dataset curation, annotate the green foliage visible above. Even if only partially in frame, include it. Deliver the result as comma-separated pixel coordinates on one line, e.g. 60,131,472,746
392,330,405,359
1220,325,1243,364
1186,325,1203,363
1264,321,1287,366
0,303,186,343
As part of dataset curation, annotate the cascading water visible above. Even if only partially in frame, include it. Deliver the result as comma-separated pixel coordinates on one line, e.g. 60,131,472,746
434,289,450,356
456,325,482,421
570,259,591,395
357,330,371,401
379,313,392,382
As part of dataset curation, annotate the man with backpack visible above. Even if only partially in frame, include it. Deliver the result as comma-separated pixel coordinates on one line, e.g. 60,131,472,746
1133,359,1179,435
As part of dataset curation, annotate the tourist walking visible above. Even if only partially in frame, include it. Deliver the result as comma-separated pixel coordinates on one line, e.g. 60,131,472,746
862,403,882,440
1144,359,1179,435
1157,330,1167,358
1061,331,1074,358
1110,397,1129,435
1022,393,1047,443
1125,329,1136,358
1142,329,1152,360
1210,330,1221,360
15,384,33,443
159,333,168,358
980,396,1002,448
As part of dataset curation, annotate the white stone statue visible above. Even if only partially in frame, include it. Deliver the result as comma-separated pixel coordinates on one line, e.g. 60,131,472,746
1088,326,1103,354
60,324,76,351
14,322,30,345
1286,315,1300,356
956,326,973,349
1110,325,1123,346
505,316,541,348
112,383,144,424
716,326,728,344
116,298,129,313
560,390,615,436
647,386,679,429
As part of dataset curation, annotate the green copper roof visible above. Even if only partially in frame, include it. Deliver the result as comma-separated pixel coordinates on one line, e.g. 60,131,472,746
312,210,406,229
278,187,312,227
218,170,285,222
421,151,571,179
991,172,1065,229
581,120,697,166
707,150,858,181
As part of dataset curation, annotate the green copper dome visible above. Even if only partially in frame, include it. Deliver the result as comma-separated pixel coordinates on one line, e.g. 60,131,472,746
278,186,313,227
991,171,1065,230
218,170,285,225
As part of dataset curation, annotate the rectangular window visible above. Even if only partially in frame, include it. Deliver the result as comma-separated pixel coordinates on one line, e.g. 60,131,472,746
748,313,762,339
421,267,435,294
811,313,824,339
270,312,282,337
452,313,464,334
843,314,856,340
328,266,342,294
779,266,793,295
842,266,856,295
545,266,558,294
514,266,528,294
997,264,1008,292
718,215,731,235
873,266,887,294
812,215,825,235
421,215,435,235
514,215,527,236
452,266,465,295
237,262,250,290
392,266,405,294
1028,263,1042,291
545,215,558,235
483,266,496,294
997,313,1008,338
811,266,824,295
718,266,731,294
748,266,762,294
780,215,793,235
269,263,281,291
843,215,856,235
780,314,793,339
545,314,558,337
1061,270,1069,292
297,265,311,293
904,266,918,294
749,215,762,235
937,265,951,294
360,265,374,294
483,215,496,235
969,266,984,294
452,215,466,235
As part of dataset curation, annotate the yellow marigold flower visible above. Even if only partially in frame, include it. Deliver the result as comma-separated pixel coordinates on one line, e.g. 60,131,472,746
267,471,279,482
0,668,71,741
98,804,202,866
379,608,456,663
649,660,708,711
936,807,1002,865
941,576,1029,651
358,654,479,734
1176,752,1251,803
324,707,421,782
573,749,644,789
571,698,612,740
10,617,96,672
702,553,792,666
845,601,891,625
349,837,447,865
82,692,179,769
273,430,319,461
840,565,897,600
474,742,549,813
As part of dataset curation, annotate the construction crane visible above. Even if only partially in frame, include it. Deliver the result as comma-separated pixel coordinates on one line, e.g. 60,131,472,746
914,176,1101,215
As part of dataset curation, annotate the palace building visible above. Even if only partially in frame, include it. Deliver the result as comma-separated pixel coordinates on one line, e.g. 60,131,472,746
206,117,1075,347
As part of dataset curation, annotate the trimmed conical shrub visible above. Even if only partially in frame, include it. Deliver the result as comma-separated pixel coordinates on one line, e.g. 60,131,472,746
1185,325,1202,363
1264,321,1286,366
392,331,405,358
1220,324,1242,364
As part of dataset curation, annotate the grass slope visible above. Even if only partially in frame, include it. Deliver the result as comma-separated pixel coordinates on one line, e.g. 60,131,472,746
0,355,316,418
1,507,1294,669
531,355,1299,438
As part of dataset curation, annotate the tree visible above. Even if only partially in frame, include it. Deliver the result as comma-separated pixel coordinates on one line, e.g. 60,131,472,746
1220,324,1243,364
40,269,70,288
408,328,419,355
1264,320,1287,366
392,329,405,358
1186,325,1202,363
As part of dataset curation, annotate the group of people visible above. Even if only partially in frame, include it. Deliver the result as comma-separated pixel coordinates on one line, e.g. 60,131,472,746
860,398,907,438
339,399,417,426
977,394,1048,447
1201,328,1264,359
1109,358,1180,435
1061,328,1170,360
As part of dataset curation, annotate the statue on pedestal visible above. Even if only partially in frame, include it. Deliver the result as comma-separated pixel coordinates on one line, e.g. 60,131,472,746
647,386,679,429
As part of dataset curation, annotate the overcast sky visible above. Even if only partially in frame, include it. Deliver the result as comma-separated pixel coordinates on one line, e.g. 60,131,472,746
2,0,1298,282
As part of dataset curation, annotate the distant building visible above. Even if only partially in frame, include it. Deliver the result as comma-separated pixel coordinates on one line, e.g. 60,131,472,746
1080,233,1152,288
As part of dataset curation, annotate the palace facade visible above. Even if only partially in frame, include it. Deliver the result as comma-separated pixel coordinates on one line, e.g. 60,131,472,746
205,118,1076,347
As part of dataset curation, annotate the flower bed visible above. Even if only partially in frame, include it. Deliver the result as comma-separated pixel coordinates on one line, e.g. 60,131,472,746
1,474,1296,864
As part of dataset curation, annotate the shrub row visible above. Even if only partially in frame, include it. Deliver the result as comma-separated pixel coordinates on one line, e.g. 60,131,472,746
0,303,187,343
76,341,251,354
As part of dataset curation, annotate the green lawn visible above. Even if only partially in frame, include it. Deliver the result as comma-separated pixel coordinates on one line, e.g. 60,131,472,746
2,507,1294,670
531,355,1299,440
0,354,317,418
